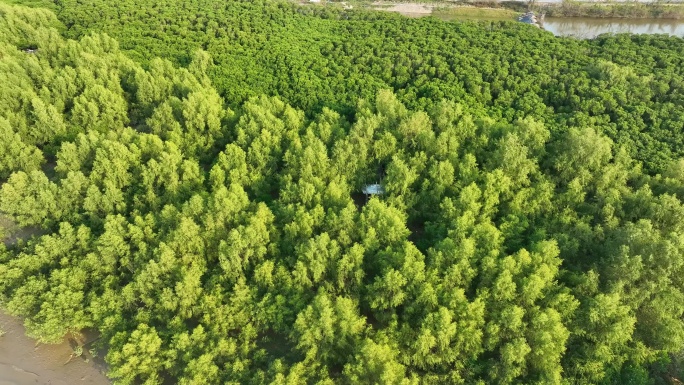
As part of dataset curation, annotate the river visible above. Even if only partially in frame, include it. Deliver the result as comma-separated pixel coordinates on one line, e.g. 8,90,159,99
541,17,684,38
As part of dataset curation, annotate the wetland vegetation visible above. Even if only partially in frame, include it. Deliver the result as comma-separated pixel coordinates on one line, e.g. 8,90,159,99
2,0,684,384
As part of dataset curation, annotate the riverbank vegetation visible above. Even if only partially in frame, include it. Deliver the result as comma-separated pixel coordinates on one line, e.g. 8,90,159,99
431,5,519,21
2,1,684,384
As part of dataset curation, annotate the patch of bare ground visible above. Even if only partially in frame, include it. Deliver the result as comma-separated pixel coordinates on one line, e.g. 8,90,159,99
0,214,44,247
0,312,110,385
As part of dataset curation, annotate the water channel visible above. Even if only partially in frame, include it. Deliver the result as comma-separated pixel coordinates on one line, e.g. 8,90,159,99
540,17,684,38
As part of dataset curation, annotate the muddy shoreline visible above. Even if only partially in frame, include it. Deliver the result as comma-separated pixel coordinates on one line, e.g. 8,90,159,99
1,215,110,384
0,311,111,385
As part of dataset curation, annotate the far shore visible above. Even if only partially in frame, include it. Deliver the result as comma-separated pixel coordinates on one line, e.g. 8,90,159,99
323,0,684,20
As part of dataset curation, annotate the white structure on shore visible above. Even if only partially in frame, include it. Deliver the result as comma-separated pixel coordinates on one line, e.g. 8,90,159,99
362,184,385,196
518,11,541,27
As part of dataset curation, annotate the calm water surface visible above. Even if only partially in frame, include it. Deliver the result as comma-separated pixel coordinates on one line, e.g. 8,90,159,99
542,17,684,38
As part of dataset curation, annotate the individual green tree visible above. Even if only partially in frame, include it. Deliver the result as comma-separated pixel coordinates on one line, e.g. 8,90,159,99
108,324,167,385
0,170,58,227
179,89,226,156
342,338,415,385
0,117,44,179
71,84,129,133
553,126,614,184
29,97,67,144
563,271,637,385
292,292,367,370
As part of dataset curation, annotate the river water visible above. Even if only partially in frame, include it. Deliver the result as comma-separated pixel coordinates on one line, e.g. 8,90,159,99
541,17,684,38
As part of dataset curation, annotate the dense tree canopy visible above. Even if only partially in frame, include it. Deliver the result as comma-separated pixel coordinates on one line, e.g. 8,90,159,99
39,0,684,174
1,1,684,385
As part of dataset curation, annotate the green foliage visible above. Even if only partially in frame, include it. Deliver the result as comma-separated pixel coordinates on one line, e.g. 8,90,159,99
1,2,684,385
28,0,684,173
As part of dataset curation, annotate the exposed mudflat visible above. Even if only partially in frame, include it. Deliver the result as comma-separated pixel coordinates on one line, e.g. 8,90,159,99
0,312,110,385
1,215,109,384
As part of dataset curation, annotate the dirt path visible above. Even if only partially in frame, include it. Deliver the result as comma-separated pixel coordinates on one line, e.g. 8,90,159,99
0,312,111,385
